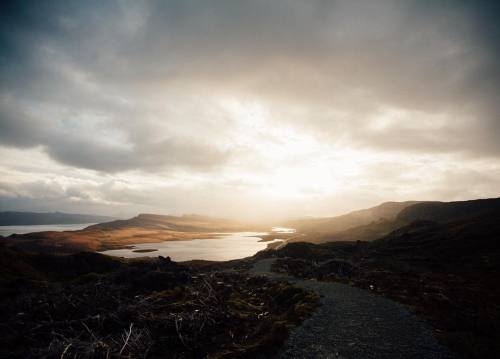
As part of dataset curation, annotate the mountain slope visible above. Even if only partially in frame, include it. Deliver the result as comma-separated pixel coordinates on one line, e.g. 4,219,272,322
371,216,500,270
269,198,500,358
88,213,252,232
294,197,500,244
1,213,262,254
396,197,500,223
287,201,420,233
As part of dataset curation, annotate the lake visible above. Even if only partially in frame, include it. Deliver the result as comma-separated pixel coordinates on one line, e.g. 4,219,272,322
0,223,96,237
100,228,293,261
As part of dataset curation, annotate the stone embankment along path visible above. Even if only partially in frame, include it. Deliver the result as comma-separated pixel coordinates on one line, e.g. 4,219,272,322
250,258,456,359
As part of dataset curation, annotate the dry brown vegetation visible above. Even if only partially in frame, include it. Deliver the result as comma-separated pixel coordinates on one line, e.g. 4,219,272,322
265,214,500,359
285,198,500,245
1,214,264,254
4,227,225,253
0,247,319,358
285,201,420,234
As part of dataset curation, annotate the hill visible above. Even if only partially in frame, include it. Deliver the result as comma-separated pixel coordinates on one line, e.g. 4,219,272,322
0,211,115,226
0,244,122,284
292,197,500,243
0,245,317,358
395,197,500,223
0,213,262,254
266,197,500,357
287,201,420,234
371,216,500,271
88,213,253,232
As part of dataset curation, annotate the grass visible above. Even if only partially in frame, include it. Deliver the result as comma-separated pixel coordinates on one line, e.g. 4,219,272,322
0,248,319,358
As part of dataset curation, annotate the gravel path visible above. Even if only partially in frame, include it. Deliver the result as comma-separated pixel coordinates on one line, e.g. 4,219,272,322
250,258,456,359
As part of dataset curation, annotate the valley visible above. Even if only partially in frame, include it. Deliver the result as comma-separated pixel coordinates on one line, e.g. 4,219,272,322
1,197,499,358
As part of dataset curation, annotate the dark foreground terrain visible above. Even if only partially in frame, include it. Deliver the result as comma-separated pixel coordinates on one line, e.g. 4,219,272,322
263,214,500,358
2,197,499,358
0,214,263,254
250,258,455,359
0,246,318,358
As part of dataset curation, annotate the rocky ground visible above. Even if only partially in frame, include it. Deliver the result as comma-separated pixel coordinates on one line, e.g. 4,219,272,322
263,239,500,359
251,258,456,359
0,246,318,358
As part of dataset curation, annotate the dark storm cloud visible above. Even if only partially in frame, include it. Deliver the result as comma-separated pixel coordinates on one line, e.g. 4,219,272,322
0,95,229,173
1,0,500,175
0,0,233,173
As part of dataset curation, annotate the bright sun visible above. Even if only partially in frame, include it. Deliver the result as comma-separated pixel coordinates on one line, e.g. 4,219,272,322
218,97,372,200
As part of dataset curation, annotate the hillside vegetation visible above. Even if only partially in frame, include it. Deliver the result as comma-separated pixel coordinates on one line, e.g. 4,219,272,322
0,245,318,358
266,197,500,358
89,213,253,232
289,197,500,244
286,201,420,234
0,214,261,254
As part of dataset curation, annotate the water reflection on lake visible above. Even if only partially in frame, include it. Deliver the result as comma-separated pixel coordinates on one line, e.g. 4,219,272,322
100,232,284,261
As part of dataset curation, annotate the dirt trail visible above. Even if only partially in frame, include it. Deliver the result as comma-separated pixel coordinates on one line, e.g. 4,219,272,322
250,258,456,359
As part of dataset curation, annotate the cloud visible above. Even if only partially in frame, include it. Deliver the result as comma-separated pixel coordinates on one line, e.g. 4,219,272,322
3,0,500,160
0,0,499,217
0,91,231,173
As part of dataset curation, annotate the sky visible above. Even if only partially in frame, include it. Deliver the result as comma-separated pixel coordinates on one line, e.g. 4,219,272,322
1,0,500,221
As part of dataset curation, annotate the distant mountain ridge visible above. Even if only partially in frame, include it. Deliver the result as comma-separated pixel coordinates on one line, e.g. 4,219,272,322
289,197,500,243
270,197,500,358
0,211,116,226
1,213,262,254
396,198,500,223
3,197,500,253
88,213,255,232
287,201,421,233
